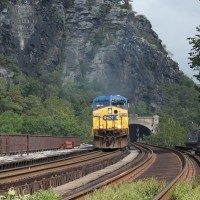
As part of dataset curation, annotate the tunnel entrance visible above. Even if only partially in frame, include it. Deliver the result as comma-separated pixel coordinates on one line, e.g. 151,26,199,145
129,124,151,143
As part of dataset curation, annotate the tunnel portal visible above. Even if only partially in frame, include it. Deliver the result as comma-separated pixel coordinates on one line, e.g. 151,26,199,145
129,124,151,142
128,114,159,142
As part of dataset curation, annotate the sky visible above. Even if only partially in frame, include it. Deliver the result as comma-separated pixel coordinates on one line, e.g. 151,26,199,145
132,0,200,82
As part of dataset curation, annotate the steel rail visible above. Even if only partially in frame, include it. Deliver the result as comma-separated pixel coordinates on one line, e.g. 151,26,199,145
148,145,187,200
0,148,96,171
1,150,128,195
0,150,100,172
63,144,154,200
64,143,193,200
0,151,120,183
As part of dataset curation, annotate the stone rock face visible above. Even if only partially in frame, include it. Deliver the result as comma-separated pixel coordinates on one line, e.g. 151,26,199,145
0,0,181,111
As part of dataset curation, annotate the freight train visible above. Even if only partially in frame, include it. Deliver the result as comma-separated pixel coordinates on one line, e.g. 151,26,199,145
185,129,200,154
92,95,129,149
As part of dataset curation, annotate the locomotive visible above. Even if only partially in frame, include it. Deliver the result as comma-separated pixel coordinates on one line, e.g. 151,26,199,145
185,129,200,154
92,95,129,149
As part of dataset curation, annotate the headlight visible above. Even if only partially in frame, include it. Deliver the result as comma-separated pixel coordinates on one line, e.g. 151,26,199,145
100,125,103,129
93,114,100,117
117,125,122,129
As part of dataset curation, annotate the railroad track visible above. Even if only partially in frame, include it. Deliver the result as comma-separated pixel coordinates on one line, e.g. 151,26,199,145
62,143,200,200
152,144,200,200
0,148,95,170
0,149,128,195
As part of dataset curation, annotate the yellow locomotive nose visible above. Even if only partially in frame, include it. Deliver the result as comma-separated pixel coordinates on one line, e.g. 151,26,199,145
92,95,129,149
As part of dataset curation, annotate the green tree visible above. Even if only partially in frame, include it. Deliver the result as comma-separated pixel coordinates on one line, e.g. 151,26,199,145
160,74,200,128
2,86,25,114
24,95,43,116
22,116,53,135
38,69,63,98
188,25,200,99
129,101,149,115
145,114,185,147
0,78,7,112
77,106,93,142
22,77,43,97
0,111,23,133
22,114,81,136
43,96,73,116
61,82,101,116
22,96,81,136
0,53,18,72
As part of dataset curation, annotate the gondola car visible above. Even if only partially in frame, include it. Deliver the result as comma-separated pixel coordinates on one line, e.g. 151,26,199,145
92,95,129,149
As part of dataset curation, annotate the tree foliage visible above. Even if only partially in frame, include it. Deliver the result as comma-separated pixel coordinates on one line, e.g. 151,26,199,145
0,54,102,138
160,74,200,128
129,101,149,116
188,25,200,99
0,111,23,134
144,114,185,147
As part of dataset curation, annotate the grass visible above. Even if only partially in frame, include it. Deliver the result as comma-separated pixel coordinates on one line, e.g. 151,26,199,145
85,178,166,200
170,177,200,200
0,189,61,200
1,176,200,200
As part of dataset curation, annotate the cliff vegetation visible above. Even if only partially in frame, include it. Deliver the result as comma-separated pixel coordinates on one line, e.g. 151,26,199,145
0,0,199,143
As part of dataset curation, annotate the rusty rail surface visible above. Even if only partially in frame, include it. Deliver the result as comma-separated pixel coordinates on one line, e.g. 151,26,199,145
63,144,153,199
0,150,104,182
151,146,187,200
64,143,197,200
0,149,128,195
137,143,199,200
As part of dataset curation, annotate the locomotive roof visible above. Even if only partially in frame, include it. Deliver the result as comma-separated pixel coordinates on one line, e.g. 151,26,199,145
93,95,127,102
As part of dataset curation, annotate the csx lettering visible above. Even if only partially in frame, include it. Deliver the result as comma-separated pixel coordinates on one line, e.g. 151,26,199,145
103,115,118,121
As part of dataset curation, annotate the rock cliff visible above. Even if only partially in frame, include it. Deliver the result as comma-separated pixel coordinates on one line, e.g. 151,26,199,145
0,0,181,111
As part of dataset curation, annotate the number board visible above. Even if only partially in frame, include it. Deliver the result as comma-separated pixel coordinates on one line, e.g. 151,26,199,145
103,115,118,121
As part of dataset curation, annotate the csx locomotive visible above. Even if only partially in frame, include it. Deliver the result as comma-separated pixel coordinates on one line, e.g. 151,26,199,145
92,95,129,149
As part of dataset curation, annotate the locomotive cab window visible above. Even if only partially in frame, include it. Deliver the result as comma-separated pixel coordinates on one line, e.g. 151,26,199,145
93,100,110,110
111,99,127,109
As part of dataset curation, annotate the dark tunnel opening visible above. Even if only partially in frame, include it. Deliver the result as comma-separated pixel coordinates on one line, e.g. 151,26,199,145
129,124,151,142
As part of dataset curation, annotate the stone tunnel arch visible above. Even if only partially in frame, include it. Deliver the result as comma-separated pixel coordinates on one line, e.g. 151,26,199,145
129,124,151,142
128,114,159,142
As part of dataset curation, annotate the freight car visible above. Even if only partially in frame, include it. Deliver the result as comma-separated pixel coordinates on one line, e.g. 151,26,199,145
92,95,129,149
0,134,80,154
185,129,200,154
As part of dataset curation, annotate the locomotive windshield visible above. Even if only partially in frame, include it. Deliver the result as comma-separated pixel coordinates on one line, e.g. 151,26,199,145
92,95,128,110
92,99,110,110
111,99,127,108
